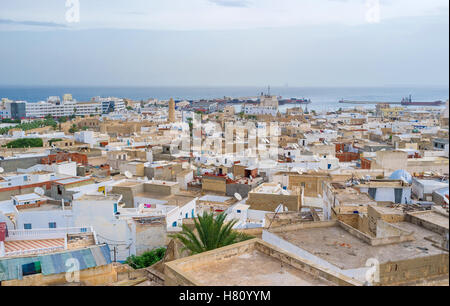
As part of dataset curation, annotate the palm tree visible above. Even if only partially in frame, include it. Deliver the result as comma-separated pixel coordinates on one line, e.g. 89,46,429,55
170,212,253,255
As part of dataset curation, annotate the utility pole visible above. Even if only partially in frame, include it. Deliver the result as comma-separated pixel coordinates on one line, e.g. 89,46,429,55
113,246,117,262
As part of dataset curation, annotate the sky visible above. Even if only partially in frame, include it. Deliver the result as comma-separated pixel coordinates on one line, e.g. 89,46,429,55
0,0,448,87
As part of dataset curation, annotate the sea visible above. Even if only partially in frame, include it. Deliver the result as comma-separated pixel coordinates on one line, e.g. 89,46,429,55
0,86,448,113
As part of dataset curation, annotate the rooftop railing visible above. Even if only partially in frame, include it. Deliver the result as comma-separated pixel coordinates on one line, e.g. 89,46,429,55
5,227,93,241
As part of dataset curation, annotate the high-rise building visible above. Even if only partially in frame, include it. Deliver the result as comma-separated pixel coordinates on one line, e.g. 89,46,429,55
168,98,176,123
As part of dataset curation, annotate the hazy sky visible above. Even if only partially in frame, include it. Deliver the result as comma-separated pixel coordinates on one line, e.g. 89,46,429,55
0,0,448,87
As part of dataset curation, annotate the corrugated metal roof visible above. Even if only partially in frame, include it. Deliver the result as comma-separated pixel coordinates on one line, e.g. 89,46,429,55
0,244,111,282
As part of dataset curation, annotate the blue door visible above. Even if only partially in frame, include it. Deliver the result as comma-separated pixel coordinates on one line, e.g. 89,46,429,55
191,209,195,218
172,221,177,227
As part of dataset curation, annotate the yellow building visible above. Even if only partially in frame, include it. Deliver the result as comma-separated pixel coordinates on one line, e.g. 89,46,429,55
168,98,176,123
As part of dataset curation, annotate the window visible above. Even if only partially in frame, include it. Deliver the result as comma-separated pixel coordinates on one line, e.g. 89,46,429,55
49,222,56,229
237,210,241,213
172,221,177,227
24,223,32,230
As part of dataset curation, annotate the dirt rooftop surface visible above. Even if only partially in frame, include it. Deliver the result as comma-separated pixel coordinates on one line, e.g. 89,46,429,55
410,211,449,230
183,250,335,286
276,222,446,270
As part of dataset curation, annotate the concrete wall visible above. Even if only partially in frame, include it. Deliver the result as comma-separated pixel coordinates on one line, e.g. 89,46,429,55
247,193,301,212
225,183,251,199
143,182,179,196
406,211,449,237
15,208,74,230
135,221,168,256
375,151,408,171
1,263,118,286
111,184,144,208
202,176,226,194
0,156,43,173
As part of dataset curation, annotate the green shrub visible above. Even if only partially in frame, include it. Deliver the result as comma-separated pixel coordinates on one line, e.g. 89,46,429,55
124,247,166,269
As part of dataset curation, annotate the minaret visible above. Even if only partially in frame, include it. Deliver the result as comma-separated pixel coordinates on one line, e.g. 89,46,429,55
168,98,175,123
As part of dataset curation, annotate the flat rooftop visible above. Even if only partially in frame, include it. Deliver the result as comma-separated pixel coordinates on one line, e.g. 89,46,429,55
113,181,143,188
357,180,410,188
275,222,446,270
251,183,292,195
12,193,44,202
185,250,334,286
17,203,70,212
165,239,357,286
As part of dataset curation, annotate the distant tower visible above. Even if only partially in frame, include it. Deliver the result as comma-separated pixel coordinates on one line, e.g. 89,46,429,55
168,98,176,123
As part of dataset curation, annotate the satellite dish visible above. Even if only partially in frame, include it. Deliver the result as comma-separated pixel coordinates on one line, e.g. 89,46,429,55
234,193,242,201
34,187,45,196
0,167,3,174
124,171,133,179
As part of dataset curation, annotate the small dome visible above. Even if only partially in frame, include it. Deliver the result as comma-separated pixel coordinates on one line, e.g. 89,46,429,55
389,170,412,184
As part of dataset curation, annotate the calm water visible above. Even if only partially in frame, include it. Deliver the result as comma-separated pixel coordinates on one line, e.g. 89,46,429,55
0,86,448,112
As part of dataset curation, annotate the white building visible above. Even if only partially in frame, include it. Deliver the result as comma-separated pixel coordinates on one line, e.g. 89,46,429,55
24,99,102,118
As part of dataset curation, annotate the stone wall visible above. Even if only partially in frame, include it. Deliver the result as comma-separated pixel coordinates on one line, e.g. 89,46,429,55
247,193,301,212
1,264,118,286
377,253,449,285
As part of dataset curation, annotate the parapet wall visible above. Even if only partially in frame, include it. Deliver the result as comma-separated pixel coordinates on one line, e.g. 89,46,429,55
164,239,360,286
378,253,449,285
